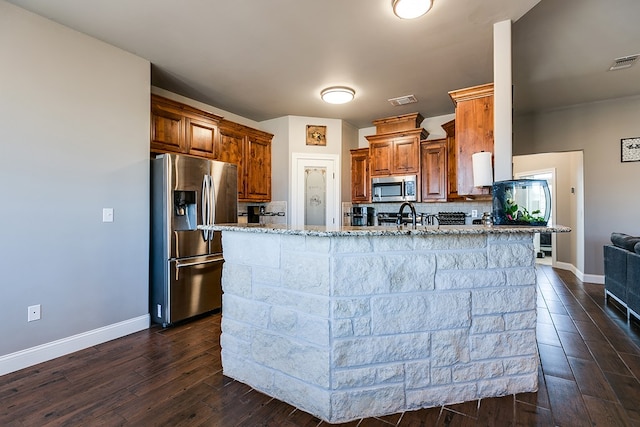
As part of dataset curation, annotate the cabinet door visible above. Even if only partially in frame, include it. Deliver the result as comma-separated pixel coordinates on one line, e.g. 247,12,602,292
245,136,271,201
218,126,246,198
186,116,218,159
369,140,393,176
451,85,494,196
350,149,369,202
151,103,186,153
392,134,420,174
420,140,447,202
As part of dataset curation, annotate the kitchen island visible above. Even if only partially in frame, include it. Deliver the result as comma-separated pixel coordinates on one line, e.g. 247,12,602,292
199,223,570,423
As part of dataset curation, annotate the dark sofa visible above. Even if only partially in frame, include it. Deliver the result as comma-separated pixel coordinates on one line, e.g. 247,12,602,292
604,233,640,320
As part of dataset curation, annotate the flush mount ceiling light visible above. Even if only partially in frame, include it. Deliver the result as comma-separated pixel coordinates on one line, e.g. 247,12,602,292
320,86,355,104
392,0,433,19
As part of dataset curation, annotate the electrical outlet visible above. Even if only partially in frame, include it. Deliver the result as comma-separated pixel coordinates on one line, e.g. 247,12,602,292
471,210,478,218
102,208,114,222
28,304,41,322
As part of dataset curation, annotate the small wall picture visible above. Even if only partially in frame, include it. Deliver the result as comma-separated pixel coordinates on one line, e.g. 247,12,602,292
621,137,640,162
306,125,327,146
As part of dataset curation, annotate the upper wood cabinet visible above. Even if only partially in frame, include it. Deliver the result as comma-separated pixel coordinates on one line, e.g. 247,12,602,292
150,95,273,202
366,128,428,177
420,139,447,202
441,119,460,199
219,119,273,202
448,83,494,197
151,95,221,158
350,148,370,203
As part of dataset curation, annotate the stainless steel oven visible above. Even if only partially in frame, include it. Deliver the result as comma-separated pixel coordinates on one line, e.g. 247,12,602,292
372,175,417,202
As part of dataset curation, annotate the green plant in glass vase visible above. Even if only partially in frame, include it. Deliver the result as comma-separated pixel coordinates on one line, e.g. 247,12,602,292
504,197,546,225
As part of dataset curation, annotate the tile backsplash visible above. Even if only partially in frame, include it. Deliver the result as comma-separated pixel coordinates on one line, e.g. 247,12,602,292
238,201,287,225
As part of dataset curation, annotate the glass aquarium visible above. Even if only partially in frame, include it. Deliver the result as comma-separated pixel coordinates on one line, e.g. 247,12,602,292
492,179,551,226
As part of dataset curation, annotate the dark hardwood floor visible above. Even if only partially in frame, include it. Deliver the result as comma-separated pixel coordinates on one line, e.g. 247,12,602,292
3,265,640,426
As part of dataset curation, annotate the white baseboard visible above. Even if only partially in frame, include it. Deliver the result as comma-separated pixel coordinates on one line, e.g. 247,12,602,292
0,314,150,376
553,262,605,284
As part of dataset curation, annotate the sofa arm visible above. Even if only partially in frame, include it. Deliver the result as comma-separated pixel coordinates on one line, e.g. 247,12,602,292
604,244,628,303
627,251,640,318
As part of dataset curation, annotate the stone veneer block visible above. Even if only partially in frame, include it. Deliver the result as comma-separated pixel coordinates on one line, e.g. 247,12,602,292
212,227,556,424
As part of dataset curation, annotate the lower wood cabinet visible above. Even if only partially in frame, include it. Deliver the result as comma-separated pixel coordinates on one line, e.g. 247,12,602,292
350,148,370,203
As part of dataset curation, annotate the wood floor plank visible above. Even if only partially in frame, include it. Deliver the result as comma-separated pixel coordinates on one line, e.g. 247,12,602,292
544,375,591,427
585,339,633,375
538,343,574,381
602,371,640,422
4,267,640,426
566,357,618,401
549,313,579,334
514,401,553,427
397,407,442,426
557,331,593,360
536,323,562,347
582,395,632,427
618,351,640,379
476,396,515,426
515,366,550,409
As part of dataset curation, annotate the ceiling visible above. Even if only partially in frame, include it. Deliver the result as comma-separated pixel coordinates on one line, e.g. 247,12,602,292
7,0,640,128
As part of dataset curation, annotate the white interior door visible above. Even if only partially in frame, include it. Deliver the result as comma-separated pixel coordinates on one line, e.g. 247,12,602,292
291,153,340,227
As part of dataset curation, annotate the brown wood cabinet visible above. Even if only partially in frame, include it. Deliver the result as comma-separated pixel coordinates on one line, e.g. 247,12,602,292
219,119,272,202
366,128,427,177
350,148,370,202
420,139,447,202
150,95,273,202
448,83,494,197
151,95,221,158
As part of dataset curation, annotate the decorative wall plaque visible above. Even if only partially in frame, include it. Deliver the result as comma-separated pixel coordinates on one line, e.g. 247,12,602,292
621,137,640,162
306,125,327,146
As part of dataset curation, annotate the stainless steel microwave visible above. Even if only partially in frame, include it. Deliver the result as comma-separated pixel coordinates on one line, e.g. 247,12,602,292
372,175,417,202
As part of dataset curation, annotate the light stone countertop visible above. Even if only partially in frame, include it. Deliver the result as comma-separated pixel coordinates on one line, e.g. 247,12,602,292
199,223,571,237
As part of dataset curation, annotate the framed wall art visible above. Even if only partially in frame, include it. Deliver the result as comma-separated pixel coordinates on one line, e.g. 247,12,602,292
306,125,327,146
621,137,640,162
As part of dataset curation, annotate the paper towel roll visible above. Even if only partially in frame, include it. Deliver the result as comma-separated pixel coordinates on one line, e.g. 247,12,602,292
472,152,493,187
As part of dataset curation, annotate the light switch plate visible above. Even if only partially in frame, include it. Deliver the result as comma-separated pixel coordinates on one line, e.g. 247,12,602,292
102,208,114,222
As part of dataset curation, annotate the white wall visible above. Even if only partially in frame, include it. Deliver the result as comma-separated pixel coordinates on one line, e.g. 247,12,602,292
0,1,150,373
514,95,640,275
341,121,359,202
260,116,290,203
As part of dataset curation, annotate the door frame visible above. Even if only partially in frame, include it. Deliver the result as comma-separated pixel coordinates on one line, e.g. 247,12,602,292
514,168,557,266
290,153,340,227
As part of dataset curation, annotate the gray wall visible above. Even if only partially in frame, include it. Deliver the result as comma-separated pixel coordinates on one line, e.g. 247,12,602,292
0,1,150,356
514,95,640,275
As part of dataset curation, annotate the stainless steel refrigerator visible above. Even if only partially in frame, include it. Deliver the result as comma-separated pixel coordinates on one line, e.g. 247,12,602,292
150,153,237,327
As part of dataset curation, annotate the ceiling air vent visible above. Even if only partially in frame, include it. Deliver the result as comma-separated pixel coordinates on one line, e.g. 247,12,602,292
388,94,418,106
609,54,639,71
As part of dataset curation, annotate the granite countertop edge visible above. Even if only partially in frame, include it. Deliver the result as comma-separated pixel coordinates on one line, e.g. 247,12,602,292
198,223,572,237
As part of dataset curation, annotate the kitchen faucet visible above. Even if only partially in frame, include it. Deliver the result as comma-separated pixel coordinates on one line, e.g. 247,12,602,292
397,202,417,229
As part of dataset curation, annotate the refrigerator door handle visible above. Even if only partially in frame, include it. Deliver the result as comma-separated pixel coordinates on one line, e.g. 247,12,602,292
209,174,216,240
175,255,224,280
176,256,224,269
201,175,210,241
